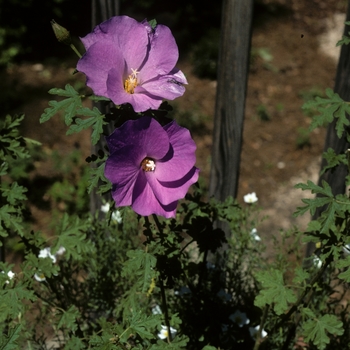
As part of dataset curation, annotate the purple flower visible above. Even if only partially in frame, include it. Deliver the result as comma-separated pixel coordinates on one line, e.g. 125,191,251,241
77,16,187,112
104,117,199,218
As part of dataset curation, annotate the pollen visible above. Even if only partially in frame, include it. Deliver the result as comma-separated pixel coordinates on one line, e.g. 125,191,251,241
141,157,156,172
124,68,140,94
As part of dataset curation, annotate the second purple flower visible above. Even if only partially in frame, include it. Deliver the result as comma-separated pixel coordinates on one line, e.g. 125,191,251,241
77,16,187,112
104,117,199,218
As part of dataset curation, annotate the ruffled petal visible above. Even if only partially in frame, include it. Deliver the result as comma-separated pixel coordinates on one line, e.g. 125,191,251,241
132,171,178,218
139,24,179,82
155,121,197,181
141,74,186,101
77,40,124,98
82,16,148,71
146,166,199,205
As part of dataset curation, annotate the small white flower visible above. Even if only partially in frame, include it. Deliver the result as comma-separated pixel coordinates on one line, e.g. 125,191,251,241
343,244,350,255
34,273,46,282
101,203,110,213
229,310,250,327
55,246,66,256
158,325,177,340
249,325,267,339
250,228,261,241
111,210,122,224
101,203,122,224
312,255,322,269
1,270,15,284
244,192,258,204
38,247,56,263
152,305,162,315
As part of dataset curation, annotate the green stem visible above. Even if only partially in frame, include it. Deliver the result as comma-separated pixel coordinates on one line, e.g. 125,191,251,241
70,44,82,58
160,275,172,343
253,305,269,350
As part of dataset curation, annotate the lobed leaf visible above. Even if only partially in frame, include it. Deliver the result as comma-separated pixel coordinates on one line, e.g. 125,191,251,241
254,269,297,315
302,312,343,350
40,84,82,125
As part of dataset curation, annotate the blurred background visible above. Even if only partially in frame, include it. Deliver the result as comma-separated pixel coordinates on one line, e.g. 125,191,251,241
0,0,348,243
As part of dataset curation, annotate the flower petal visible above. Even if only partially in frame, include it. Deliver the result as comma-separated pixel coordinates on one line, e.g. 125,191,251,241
139,24,179,81
132,172,178,218
146,167,199,205
77,40,124,98
155,121,197,180
106,117,169,160
81,16,148,71
141,74,186,101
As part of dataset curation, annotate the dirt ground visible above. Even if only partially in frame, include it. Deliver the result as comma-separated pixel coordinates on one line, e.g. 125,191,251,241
5,0,349,247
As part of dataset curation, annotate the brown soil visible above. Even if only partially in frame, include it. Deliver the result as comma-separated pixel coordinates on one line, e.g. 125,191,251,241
5,0,348,242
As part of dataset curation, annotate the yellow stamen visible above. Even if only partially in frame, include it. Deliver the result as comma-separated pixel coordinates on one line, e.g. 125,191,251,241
124,68,140,94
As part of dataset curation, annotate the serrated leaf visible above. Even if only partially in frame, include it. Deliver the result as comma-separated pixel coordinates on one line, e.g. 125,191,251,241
254,269,297,315
64,336,85,350
293,266,310,285
321,148,347,175
0,204,25,237
88,161,112,195
40,84,82,125
302,313,343,350
57,305,80,332
336,255,350,282
303,88,350,138
66,107,107,145
51,213,94,261
122,249,157,294
0,324,21,350
127,312,160,341
1,182,27,205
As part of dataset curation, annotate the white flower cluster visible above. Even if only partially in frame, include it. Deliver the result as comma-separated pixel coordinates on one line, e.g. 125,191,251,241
101,203,122,224
229,310,267,339
1,270,15,284
34,246,65,282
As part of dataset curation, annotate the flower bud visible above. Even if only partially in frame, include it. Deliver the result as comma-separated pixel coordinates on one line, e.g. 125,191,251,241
51,19,71,45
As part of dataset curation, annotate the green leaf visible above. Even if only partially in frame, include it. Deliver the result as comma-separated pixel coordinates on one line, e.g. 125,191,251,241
0,283,36,320
321,148,347,175
0,324,21,350
254,269,297,315
66,107,107,145
57,305,80,332
122,249,157,294
303,88,350,138
51,213,95,261
0,204,25,237
336,24,350,46
302,312,344,350
1,182,27,205
87,160,112,195
40,84,82,125
124,312,160,341
64,336,85,350
292,266,310,285
336,255,350,282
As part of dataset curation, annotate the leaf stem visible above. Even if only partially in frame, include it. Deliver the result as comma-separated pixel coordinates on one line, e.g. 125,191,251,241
160,274,172,343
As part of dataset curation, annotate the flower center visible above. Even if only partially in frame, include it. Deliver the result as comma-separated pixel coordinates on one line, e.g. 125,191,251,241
141,157,156,172
124,68,139,94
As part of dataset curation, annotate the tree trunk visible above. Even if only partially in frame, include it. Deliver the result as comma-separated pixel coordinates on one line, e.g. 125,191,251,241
306,2,350,257
209,0,253,203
